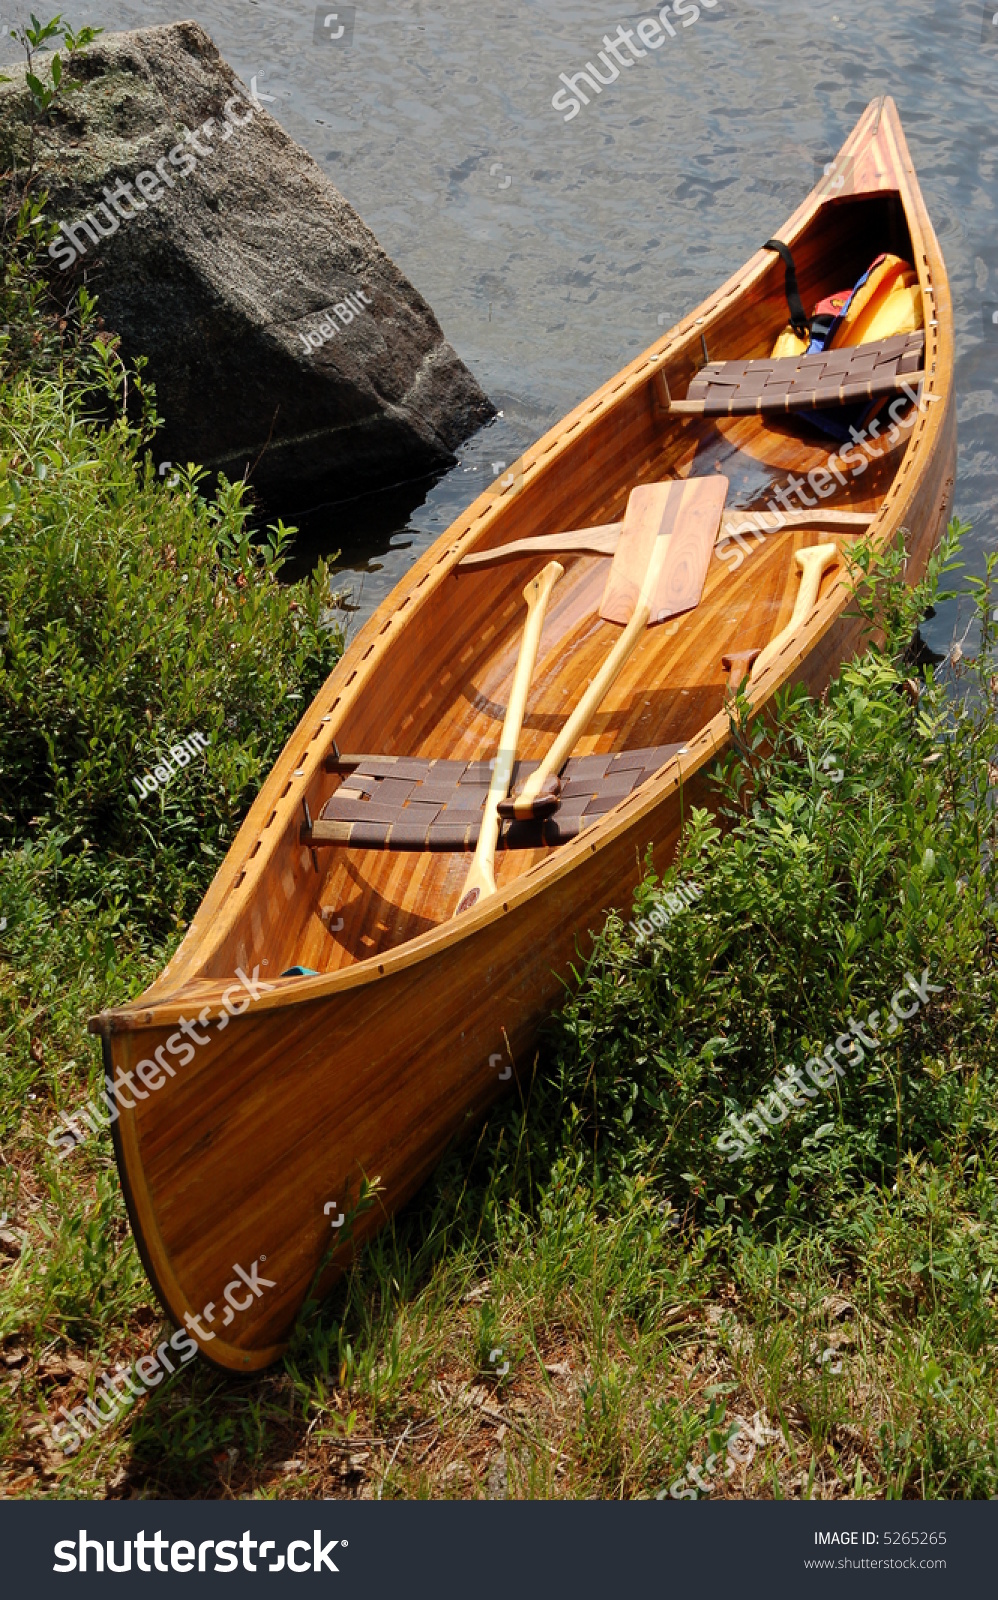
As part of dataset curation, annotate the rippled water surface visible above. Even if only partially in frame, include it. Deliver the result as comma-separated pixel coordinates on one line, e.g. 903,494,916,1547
5,0,995,650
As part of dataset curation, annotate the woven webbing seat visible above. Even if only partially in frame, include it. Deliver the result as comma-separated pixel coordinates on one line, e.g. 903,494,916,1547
305,746,685,852
681,330,924,417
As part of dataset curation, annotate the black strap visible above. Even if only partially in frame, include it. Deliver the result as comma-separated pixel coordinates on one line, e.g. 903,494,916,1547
763,238,810,342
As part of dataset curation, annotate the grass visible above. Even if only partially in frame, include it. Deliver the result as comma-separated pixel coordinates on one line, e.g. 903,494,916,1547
2,16,998,1501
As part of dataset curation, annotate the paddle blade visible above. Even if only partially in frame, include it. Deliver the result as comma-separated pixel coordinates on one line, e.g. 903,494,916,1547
600,476,730,626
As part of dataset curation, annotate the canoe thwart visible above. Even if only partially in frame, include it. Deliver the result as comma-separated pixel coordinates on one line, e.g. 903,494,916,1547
458,510,874,573
325,752,426,774
300,745,686,852
673,331,925,416
324,752,370,772
457,524,622,572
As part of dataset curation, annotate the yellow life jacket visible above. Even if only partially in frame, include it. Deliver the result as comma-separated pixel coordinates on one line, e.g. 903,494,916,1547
829,253,922,346
770,251,923,358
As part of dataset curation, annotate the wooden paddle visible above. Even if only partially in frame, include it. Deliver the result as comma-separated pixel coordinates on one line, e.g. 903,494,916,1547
750,542,839,681
456,509,873,572
454,559,564,913
499,477,729,822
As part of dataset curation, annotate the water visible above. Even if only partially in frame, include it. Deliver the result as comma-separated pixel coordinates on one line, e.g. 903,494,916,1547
3,0,995,653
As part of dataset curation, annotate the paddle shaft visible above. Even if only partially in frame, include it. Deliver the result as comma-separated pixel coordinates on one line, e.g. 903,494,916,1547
507,531,672,820
751,543,838,681
456,560,564,908
306,544,841,848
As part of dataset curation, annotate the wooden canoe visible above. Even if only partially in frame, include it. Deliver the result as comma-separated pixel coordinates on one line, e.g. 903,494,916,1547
89,97,955,1372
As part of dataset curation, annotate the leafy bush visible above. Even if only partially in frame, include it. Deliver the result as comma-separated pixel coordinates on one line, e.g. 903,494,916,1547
4,14,997,1501
0,182,341,949
0,47,342,1150
525,522,997,1233
0,390,341,937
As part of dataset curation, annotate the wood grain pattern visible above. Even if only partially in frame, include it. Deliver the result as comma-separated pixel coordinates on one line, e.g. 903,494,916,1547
458,525,622,570
456,560,564,910
89,98,956,1373
822,96,904,199
599,478,730,626
458,509,875,573
751,544,839,680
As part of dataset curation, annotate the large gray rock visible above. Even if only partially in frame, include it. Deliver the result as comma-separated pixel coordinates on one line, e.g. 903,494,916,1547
0,20,493,498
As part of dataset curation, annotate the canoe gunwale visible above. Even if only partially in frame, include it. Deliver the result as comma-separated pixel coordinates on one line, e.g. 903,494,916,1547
88,96,957,1374
90,97,951,1039
88,101,950,999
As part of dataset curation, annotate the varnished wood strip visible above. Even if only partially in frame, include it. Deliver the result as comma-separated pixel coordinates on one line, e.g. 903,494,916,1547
88,98,957,1372
457,524,623,570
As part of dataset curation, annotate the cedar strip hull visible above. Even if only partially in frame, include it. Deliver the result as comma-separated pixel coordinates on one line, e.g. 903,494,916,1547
91,98,956,1370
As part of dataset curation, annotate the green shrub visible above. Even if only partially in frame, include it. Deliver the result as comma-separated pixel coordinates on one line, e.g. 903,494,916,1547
4,14,998,1500
529,522,997,1233
0,219,342,950
0,57,342,1159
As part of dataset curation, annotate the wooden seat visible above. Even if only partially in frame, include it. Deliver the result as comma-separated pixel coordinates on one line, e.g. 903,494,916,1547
670,330,924,417
301,746,686,852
